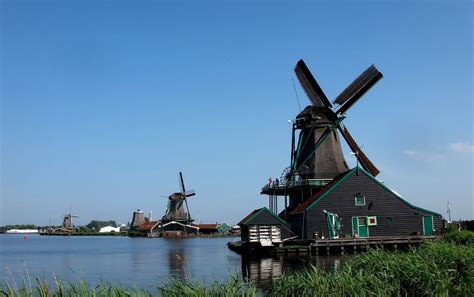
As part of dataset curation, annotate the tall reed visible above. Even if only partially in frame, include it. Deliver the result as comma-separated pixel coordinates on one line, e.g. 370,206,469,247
269,241,474,296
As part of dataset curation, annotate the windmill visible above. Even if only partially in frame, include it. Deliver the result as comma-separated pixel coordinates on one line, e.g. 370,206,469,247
283,59,382,183
162,172,195,224
62,208,79,229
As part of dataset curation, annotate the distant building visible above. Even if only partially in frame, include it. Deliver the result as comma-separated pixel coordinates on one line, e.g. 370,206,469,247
130,209,145,230
137,221,160,234
6,229,38,234
99,226,120,233
194,223,232,235
161,221,199,235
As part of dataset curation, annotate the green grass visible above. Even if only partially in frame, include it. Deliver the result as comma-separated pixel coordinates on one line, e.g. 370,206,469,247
2,242,473,296
269,241,474,296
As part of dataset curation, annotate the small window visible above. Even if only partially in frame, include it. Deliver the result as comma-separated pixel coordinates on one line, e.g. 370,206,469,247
358,217,366,225
367,216,377,226
355,195,366,206
387,217,394,224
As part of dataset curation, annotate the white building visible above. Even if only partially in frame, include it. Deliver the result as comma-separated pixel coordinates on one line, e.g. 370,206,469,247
99,226,120,233
6,229,39,234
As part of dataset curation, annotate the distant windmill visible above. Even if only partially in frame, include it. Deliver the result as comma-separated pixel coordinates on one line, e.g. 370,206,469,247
62,207,79,229
162,172,195,224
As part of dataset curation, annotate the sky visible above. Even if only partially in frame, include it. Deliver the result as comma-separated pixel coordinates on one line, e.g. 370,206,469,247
1,0,472,226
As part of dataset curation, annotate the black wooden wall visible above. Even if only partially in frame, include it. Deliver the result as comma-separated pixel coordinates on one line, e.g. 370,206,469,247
301,170,442,239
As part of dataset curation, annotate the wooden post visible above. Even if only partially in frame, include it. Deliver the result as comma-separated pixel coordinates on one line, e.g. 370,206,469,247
274,196,278,214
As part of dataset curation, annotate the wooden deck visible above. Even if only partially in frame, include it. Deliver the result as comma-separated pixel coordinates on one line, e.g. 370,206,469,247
229,235,438,256
272,235,437,256
313,235,437,255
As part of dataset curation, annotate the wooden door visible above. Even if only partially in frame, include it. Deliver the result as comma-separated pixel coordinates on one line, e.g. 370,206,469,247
423,216,433,236
352,216,369,238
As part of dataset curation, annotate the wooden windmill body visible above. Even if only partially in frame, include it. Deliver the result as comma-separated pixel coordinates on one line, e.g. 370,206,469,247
162,172,195,225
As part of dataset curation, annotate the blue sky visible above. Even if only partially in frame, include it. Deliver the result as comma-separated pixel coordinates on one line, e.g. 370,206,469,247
1,1,472,226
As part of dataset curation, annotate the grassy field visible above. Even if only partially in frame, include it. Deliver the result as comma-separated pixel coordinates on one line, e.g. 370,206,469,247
2,232,473,296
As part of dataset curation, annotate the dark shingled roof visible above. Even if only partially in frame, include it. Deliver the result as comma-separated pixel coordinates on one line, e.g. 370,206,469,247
238,209,261,225
288,166,441,217
137,221,160,232
239,207,288,225
289,169,353,215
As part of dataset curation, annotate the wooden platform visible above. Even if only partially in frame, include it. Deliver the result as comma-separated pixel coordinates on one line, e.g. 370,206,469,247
229,236,437,256
311,235,436,255
272,236,437,256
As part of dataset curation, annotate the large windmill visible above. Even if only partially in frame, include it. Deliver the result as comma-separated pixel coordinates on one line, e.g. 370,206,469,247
287,59,382,181
162,172,195,224
237,59,443,247
263,59,383,214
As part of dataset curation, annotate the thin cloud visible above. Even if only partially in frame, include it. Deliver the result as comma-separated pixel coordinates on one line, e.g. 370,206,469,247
403,149,444,163
448,142,474,153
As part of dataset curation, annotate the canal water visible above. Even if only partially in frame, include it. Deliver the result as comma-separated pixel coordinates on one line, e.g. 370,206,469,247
0,234,344,291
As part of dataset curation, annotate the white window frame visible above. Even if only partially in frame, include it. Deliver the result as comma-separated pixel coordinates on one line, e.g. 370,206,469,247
355,195,366,206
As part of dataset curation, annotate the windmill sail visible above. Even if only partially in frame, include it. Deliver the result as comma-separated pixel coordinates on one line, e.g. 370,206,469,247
339,125,380,176
335,65,383,114
295,59,332,108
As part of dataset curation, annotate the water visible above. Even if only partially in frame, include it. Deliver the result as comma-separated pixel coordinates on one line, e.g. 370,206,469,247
0,234,344,291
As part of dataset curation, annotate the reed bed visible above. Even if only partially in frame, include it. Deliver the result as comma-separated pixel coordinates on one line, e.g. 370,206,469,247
269,241,474,296
2,241,473,297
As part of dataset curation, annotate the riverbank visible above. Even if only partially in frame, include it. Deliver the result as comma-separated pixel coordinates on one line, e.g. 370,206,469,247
38,231,237,237
3,235,473,296
38,232,127,236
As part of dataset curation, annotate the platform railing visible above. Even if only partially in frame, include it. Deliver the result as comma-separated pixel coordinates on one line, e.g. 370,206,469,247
262,178,332,191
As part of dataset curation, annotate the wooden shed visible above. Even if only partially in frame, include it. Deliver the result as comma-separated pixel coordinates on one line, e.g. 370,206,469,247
239,207,291,246
287,167,442,240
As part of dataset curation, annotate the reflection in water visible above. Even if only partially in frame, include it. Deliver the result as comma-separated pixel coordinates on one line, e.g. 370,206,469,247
168,249,188,281
241,254,345,292
1,235,348,290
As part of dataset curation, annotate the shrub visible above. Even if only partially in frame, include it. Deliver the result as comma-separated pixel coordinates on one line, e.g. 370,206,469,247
444,230,474,245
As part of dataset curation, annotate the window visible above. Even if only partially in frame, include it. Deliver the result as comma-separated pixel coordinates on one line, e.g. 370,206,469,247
367,216,377,226
387,217,394,224
355,195,366,206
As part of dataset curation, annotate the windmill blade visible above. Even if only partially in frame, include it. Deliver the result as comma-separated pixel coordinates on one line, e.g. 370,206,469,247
294,59,332,108
184,190,195,197
179,172,186,194
335,65,383,114
338,125,380,176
